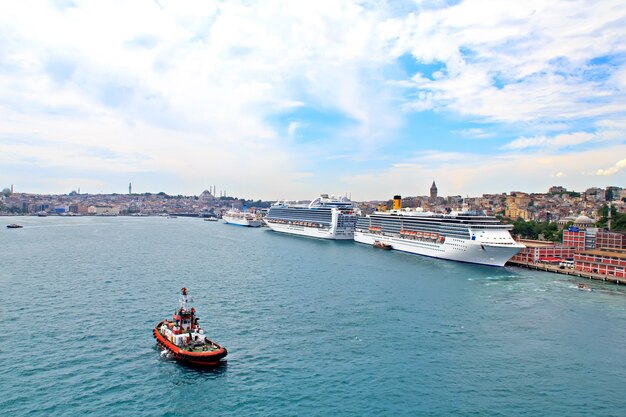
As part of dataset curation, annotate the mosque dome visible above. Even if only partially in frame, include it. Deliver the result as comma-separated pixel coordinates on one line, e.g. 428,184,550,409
572,214,596,230
574,215,595,225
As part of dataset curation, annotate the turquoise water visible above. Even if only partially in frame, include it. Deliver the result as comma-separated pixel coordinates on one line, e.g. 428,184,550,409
1,216,625,416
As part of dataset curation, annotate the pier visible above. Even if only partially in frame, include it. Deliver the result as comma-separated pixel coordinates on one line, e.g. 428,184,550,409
507,260,626,285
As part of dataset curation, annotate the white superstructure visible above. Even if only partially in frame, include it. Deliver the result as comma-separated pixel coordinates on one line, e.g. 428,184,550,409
354,205,524,267
264,194,357,240
222,210,263,227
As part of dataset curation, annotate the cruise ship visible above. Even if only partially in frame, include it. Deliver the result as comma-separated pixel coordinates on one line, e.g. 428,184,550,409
222,210,263,227
354,196,525,267
264,194,357,239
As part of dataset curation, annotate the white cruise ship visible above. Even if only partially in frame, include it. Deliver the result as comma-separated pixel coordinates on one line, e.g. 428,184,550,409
222,210,263,227
264,194,357,240
354,196,524,267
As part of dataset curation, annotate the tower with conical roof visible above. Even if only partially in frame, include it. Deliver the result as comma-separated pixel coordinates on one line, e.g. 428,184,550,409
430,181,438,199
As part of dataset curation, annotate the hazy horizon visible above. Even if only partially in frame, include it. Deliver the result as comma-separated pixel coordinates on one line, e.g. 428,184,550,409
3,183,610,202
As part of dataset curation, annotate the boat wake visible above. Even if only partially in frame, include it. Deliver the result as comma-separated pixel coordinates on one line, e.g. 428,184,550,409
159,348,173,359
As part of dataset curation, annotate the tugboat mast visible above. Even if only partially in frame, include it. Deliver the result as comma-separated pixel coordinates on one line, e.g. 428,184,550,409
174,287,196,333
179,287,190,311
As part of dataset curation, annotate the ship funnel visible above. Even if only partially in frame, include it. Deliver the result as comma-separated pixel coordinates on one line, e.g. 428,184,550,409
393,195,402,210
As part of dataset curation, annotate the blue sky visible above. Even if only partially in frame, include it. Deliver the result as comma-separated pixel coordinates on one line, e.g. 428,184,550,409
1,0,626,200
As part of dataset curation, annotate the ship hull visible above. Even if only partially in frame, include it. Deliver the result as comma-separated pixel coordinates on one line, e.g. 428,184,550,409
153,322,227,366
222,217,262,227
265,221,354,240
354,231,523,267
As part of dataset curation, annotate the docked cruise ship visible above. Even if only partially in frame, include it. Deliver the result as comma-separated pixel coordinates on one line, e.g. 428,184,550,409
222,210,263,227
354,196,525,266
264,194,357,239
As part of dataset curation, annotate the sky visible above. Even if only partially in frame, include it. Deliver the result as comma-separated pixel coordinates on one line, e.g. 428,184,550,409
1,0,626,200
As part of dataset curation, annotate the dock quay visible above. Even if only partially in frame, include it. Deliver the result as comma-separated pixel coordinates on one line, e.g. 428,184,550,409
507,260,626,285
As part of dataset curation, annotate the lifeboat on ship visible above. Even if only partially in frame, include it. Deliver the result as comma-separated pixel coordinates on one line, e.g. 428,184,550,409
153,287,227,367
373,240,392,250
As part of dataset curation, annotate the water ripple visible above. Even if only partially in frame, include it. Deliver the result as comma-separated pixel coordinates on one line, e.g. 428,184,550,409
1,216,626,416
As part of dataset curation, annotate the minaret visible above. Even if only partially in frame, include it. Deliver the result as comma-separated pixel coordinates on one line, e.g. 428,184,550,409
129,182,132,195
430,181,438,199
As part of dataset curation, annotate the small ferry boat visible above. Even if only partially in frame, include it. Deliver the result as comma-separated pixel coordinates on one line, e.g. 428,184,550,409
578,283,593,292
153,288,227,366
222,210,262,227
373,240,392,250
6,224,23,229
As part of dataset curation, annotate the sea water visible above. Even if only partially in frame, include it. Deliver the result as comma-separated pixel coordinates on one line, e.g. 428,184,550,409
1,216,625,416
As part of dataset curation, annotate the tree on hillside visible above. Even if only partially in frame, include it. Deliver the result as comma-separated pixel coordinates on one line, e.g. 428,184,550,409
511,218,560,242
597,204,626,231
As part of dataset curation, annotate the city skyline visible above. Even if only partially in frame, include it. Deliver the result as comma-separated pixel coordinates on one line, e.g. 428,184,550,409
1,1,626,200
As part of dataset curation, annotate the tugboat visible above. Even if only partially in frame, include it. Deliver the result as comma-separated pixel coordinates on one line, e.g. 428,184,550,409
153,288,227,366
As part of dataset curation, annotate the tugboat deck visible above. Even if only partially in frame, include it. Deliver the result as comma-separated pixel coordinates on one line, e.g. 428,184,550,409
153,288,227,366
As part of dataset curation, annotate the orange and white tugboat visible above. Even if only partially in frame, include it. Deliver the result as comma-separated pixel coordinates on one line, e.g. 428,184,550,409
153,287,227,366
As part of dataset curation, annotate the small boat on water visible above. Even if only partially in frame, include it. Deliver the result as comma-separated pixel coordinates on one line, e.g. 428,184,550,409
578,283,593,292
373,240,392,250
204,217,219,221
6,224,23,229
153,287,227,366
222,210,262,227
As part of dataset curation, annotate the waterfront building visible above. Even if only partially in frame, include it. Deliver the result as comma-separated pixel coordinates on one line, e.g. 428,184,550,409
574,248,626,278
562,226,599,251
88,205,120,215
508,240,575,264
595,230,626,250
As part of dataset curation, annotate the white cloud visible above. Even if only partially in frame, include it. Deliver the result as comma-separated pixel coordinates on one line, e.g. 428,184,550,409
0,0,403,197
388,0,626,125
455,128,496,139
596,159,626,176
1,0,626,199
503,130,622,151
